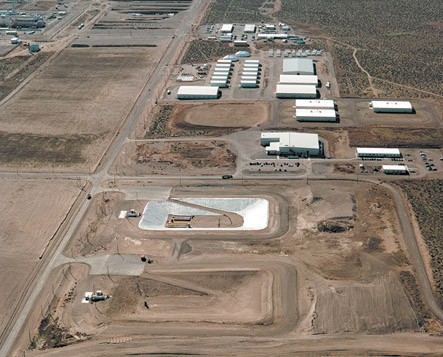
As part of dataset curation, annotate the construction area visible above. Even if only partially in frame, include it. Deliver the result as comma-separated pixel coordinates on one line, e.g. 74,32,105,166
0,0,442,356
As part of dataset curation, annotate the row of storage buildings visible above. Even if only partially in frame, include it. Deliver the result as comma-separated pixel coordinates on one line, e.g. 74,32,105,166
210,60,234,88
240,59,260,88
276,59,318,98
293,99,337,122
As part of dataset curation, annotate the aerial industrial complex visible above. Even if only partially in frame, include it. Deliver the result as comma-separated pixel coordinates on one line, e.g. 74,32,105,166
0,1,441,357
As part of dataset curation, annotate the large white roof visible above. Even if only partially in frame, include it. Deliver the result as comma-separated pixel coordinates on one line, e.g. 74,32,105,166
382,165,408,171
357,148,401,155
261,132,319,150
245,59,260,63
295,99,335,109
221,24,233,32
177,86,219,96
244,24,256,32
371,101,412,110
279,75,318,85
296,109,336,118
276,84,316,94
283,58,314,74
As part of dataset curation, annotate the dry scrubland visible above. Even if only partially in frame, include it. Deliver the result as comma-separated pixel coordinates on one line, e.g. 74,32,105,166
181,40,233,64
113,140,236,176
347,126,443,148
394,180,443,309
278,0,443,97
0,47,158,169
203,0,269,24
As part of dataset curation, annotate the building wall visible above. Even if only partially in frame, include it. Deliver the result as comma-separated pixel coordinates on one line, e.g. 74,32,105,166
276,92,317,99
373,108,413,113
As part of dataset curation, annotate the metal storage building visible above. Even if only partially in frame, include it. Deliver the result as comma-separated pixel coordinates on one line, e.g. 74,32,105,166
276,84,317,99
282,58,314,75
241,75,257,81
295,99,335,109
370,101,413,113
356,148,401,158
257,33,288,40
236,50,250,57
279,75,318,86
223,55,238,62
244,24,256,33
382,165,408,174
295,109,337,122
261,132,320,156
243,68,259,73
244,63,259,68
221,24,234,33
212,75,229,81
234,40,249,47
177,86,220,99
220,35,233,42
213,70,230,76
245,59,260,64
217,59,232,64
210,80,228,88
215,63,232,69
241,80,257,88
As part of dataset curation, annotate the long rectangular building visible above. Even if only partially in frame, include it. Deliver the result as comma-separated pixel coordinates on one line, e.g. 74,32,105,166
240,80,257,88
370,101,413,113
295,99,335,109
261,132,320,156
382,165,409,174
276,84,317,99
356,148,401,158
279,74,318,86
210,80,228,87
295,109,337,122
177,86,219,99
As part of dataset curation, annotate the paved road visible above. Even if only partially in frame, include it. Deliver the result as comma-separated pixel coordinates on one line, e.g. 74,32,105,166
0,0,207,354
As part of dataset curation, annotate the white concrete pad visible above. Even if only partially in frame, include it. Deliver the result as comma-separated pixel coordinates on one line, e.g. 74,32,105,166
138,198,269,231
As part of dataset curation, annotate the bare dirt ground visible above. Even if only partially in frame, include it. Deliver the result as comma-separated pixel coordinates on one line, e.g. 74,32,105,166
0,179,82,343
111,140,236,176
141,103,266,139
22,179,443,356
0,47,164,171
182,102,270,127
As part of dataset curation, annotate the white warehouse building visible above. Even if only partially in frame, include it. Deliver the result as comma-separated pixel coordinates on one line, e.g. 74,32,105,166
279,75,318,86
282,58,314,75
276,84,317,99
221,24,234,33
295,99,335,109
295,109,337,122
244,24,256,33
370,101,413,113
177,86,220,99
261,132,320,156
356,148,401,158
382,165,409,174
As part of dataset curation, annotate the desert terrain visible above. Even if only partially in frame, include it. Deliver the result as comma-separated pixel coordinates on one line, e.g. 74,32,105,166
0,0,441,356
